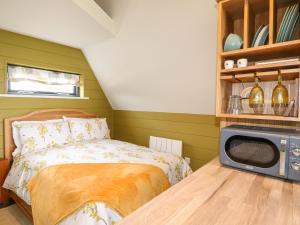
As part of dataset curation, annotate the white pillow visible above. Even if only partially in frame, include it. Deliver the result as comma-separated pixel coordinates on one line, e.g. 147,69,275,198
103,121,110,139
12,119,63,150
18,120,71,155
99,118,110,139
64,117,109,142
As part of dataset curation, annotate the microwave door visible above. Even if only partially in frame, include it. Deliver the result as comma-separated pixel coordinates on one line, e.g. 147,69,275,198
224,136,280,169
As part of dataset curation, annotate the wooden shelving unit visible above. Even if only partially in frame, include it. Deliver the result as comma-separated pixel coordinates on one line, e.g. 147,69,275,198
221,61,300,73
221,68,300,83
218,113,300,122
216,0,300,122
220,40,300,58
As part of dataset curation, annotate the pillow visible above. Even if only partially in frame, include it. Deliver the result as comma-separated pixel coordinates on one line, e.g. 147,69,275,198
18,120,71,155
99,118,110,139
12,119,63,150
64,117,109,142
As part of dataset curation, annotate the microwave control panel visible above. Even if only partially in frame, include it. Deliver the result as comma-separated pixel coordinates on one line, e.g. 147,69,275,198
288,137,300,181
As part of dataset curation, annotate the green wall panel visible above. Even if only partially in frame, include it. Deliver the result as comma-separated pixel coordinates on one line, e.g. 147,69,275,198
114,110,220,171
0,29,113,158
0,28,220,169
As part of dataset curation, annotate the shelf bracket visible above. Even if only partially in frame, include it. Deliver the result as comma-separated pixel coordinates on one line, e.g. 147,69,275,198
254,73,261,82
233,75,242,83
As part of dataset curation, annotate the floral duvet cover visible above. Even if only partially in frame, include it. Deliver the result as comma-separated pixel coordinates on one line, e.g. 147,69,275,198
3,139,192,225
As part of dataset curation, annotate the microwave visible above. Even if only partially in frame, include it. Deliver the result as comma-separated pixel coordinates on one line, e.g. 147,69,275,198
220,125,300,182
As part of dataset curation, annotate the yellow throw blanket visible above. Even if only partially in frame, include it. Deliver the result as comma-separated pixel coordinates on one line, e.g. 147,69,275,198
27,163,170,225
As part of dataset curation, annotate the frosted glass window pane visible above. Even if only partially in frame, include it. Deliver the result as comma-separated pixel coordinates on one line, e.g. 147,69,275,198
7,64,80,97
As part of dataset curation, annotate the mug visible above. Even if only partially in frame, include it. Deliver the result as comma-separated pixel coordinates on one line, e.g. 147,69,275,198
224,60,234,69
237,58,248,68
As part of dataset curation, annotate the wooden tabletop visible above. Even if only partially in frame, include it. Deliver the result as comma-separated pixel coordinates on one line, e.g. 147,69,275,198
118,158,300,225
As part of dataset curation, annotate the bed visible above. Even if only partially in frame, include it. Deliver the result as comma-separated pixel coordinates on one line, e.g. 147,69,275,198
2,109,192,225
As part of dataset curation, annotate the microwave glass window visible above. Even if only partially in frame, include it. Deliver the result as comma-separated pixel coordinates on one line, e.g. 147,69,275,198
225,135,280,168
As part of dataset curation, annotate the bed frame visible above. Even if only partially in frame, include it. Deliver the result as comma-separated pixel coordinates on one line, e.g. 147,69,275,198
2,109,96,221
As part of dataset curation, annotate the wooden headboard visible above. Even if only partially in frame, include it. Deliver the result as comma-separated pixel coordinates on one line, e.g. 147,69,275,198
4,109,96,161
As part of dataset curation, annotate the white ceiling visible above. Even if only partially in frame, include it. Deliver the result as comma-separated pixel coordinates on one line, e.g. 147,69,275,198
0,0,218,115
0,0,116,48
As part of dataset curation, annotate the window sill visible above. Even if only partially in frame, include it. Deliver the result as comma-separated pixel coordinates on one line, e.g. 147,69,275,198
0,94,90,100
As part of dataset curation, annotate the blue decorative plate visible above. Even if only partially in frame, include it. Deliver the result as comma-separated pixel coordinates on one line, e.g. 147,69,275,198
254,25,269,47
276,5,292,43
251,25,264,47
258,25,269,46
289,14,300,40
282,4,299,42
254,26,266,47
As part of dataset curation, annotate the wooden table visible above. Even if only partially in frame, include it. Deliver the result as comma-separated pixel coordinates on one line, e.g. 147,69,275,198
118,158,300,225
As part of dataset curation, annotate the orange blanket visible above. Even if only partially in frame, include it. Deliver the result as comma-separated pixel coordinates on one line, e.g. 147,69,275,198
27,163,170,225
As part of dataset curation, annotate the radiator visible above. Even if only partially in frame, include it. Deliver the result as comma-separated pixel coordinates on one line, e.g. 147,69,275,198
149,136,182,157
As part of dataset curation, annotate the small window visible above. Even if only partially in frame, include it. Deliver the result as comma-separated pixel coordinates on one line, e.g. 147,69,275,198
7,64,80,97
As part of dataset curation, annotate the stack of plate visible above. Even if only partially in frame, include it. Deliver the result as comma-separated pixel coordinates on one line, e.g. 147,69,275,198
276,3,299,43
252,25,269,47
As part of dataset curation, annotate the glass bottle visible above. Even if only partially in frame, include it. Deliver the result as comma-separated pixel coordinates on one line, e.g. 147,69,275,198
272,74,289,116
249,77,264,114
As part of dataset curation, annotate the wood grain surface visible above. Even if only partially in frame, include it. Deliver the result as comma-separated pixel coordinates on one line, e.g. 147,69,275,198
118,158,300,225
0,160,9,203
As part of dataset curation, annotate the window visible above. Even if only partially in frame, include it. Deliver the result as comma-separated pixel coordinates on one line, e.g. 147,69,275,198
7,64,80,97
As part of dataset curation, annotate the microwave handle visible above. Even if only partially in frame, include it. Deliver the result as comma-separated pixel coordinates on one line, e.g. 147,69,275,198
279,140,287,176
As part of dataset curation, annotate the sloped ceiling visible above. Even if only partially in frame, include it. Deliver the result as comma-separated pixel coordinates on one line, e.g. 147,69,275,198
86,0,218,114
0,0,116,47
0,0,217,115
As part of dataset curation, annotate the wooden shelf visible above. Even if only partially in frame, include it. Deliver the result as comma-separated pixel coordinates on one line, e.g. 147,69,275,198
218,113,299,122
221,73,254,83
221,68,300,83
216,0,300,122
221,40,300,58
221,61,300,74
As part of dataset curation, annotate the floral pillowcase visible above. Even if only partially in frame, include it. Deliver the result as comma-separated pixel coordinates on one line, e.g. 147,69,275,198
12,119,63,156
18,121,72,155
64,117,109,142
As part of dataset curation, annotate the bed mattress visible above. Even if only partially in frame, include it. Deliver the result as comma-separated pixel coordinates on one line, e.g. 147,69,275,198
3,139,192,225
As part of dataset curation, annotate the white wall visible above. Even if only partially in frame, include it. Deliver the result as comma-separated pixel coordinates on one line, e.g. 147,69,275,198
84,0,218,115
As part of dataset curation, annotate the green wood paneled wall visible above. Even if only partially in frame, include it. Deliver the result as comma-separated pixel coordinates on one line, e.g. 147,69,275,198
113,110,220,170
0,28,220,168
0,29,113,158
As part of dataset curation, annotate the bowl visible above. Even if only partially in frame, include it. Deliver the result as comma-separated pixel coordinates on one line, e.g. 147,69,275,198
224,33,243,52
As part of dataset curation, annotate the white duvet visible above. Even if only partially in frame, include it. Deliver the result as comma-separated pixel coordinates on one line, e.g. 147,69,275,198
3,139,192,225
